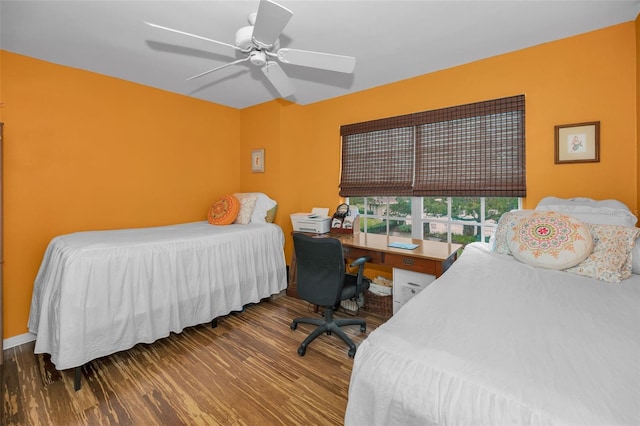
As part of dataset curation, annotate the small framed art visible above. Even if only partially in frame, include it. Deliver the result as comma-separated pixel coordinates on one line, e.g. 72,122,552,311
554,121,600,164
251,148,265,173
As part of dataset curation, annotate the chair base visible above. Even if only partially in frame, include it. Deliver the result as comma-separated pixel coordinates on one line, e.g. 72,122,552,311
291,307,366,358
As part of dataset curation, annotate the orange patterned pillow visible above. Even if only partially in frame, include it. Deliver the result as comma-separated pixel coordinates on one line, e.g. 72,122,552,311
208,195,240,225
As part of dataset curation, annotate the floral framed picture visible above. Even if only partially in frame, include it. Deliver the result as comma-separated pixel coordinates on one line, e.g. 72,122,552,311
251,148,265,173
554,121,600,164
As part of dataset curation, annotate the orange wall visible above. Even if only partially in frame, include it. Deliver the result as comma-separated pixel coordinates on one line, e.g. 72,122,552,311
637,14,640,209
1,52,240,339
246,22,638,263
1,19,638,340
239,99,286,206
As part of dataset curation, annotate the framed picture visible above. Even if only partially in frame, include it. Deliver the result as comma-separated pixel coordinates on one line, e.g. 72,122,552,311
554,121,600,164
251,148,265,173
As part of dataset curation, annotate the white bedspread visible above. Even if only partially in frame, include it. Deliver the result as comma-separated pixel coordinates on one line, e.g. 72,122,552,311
28,221,287,370
345,242,640,426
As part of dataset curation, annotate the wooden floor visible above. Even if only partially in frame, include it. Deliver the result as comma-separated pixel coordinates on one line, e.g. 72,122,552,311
2,295,387,425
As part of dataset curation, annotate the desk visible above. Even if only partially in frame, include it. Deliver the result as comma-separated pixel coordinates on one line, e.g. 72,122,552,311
287,233,462,299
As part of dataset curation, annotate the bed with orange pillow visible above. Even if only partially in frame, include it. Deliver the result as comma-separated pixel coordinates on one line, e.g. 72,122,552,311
28,193,286,388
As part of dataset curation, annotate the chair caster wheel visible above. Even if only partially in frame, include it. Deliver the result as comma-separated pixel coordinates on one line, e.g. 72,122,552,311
348,348,356,358
360,325,366,333
291,322,297,330
298,346,306,356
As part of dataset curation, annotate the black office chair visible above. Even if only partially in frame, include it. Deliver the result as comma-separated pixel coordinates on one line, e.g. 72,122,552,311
290,233,371,358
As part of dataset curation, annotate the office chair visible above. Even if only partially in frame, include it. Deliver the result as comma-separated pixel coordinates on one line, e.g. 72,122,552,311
290,233,371,358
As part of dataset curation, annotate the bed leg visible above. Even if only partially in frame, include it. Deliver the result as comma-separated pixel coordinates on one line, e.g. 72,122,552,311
211,318,218,328
74,366,82,391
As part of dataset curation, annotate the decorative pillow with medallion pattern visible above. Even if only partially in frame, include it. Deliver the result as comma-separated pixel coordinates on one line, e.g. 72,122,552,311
208,195,240,225
490,210,534,255
507,211,593,270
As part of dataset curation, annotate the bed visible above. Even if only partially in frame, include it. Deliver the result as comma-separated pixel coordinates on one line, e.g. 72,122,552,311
28,193,287,386
345,197,640,425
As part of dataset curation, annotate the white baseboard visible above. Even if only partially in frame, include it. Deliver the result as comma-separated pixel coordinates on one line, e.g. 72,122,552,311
4,332,36,350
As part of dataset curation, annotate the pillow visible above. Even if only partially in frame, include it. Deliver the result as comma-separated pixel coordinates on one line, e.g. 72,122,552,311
536,196,632,212
265,204,278,223
233,192,259,225
632,239,640,274
507,212,593,270
565,224,640,283
248,192,278,223
490,210,534,255
207,195,240,225
535,196,637,227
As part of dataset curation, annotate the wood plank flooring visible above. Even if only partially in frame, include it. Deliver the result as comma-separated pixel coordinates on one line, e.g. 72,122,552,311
2,295,387,425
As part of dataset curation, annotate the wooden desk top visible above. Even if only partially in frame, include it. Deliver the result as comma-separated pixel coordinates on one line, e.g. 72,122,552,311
326,233,462,262
288,232,463,299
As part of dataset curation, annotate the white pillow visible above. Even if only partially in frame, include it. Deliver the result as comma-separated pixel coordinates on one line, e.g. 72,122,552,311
536,196,632,211
233,192,258,225
632,239,640,274
507,211,593,270
248,192,277,223
535,196,637,227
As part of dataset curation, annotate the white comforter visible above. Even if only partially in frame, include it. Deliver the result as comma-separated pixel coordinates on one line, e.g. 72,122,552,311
345,242,640,426
28,221,287,370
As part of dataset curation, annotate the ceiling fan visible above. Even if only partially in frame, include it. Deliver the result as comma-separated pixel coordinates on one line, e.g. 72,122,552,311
145,0,356,99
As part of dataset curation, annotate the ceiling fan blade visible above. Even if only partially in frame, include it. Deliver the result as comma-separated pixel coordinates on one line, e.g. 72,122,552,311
261,61,295,98
251,0,293,49
187,57,250,81
276,48,356,73
144,21,242,52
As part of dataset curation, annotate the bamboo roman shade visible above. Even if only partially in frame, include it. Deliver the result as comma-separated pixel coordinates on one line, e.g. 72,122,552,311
339,95,526,197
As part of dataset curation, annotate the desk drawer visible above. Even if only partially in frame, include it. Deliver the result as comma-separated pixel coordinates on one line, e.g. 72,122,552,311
343,247,382,264
393,268,436,314
383,253,437,274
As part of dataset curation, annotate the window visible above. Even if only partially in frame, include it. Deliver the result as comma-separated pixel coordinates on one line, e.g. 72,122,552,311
340,95,525,245
339,95,526,197
348,196,521,244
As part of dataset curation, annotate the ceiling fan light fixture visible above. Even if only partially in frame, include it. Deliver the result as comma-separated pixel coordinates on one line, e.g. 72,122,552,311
249,50,267,66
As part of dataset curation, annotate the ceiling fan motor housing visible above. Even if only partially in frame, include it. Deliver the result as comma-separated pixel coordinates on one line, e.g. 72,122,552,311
235,26,254,50
235,25,280,52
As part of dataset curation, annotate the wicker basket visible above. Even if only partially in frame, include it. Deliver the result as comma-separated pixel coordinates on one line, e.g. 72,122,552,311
364,290,393,318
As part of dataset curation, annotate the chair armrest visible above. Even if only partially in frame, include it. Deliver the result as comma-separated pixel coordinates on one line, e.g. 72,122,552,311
349,256,371,268
348,256,372,294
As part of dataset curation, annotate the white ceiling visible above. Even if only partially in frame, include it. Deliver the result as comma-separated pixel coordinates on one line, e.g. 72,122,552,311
2,0,639,109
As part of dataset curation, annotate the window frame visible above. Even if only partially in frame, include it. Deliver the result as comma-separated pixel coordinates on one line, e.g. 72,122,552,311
349,196,522,244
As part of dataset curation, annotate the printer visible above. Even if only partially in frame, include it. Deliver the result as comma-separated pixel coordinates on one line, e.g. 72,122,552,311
290,207,331,234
